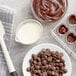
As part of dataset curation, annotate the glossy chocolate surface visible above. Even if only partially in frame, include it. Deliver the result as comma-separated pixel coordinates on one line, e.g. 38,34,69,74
58,25,68,34
33,0,67,22
69,14,76,25
67,33,76,43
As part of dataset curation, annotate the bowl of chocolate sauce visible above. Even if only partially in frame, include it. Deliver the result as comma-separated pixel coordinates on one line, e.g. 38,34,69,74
32,0,68,23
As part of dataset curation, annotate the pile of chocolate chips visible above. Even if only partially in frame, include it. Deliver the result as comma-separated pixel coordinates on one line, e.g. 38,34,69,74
27,49,67,76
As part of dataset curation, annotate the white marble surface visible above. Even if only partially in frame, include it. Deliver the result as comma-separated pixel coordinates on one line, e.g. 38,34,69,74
0,0,76,76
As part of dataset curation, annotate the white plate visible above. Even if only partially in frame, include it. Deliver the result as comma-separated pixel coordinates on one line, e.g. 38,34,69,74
22,43,72,76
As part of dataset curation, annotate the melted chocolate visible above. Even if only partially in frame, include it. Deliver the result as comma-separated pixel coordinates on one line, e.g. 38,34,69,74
67,33,76,43
59,25,68,34
33,0,67,22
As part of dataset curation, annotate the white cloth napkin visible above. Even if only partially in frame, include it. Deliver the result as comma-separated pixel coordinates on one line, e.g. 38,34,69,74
0,5,14,76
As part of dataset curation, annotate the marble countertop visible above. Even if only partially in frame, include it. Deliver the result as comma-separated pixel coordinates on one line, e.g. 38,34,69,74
0,0,76,76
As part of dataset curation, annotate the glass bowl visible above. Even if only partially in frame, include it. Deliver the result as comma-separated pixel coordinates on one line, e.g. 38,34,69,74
31,0,68,23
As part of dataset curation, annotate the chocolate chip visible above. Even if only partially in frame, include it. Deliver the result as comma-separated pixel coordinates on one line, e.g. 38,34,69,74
42,72,47,76
47,71,52,75
35,65,40,70
33,61,37,64
37,62,41,66
41,66,45,70
60,53,64,57
27,67,31,72
46,48,50,52
31,74,36,76
34,70,37,74
48,65,52,69
37,58,41,62
29,58,33,63
45,65,48,69
63,69,67,73
59,63,64,67
56,60,60,63
51,71,55,75
47,57,52,61
52,67,56,71
42,60,47,65
55,73,59,76
32,54,38,60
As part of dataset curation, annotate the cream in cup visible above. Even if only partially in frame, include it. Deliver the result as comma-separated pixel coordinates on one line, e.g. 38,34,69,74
15,19,43,45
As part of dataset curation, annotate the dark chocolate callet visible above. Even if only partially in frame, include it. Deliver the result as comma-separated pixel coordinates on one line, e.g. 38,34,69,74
26,48,67,76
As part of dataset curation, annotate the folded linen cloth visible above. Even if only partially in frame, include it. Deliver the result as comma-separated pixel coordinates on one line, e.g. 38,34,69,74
0,5,14,76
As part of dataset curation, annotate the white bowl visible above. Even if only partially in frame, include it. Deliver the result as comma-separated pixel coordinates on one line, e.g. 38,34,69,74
22,43,72,76
15,19,43,45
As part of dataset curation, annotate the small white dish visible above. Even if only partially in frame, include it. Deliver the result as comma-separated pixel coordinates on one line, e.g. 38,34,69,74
15,19,43,45
22,43,72,76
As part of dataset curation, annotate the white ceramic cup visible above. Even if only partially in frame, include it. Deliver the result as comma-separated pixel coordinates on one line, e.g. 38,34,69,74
15,19,43,45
